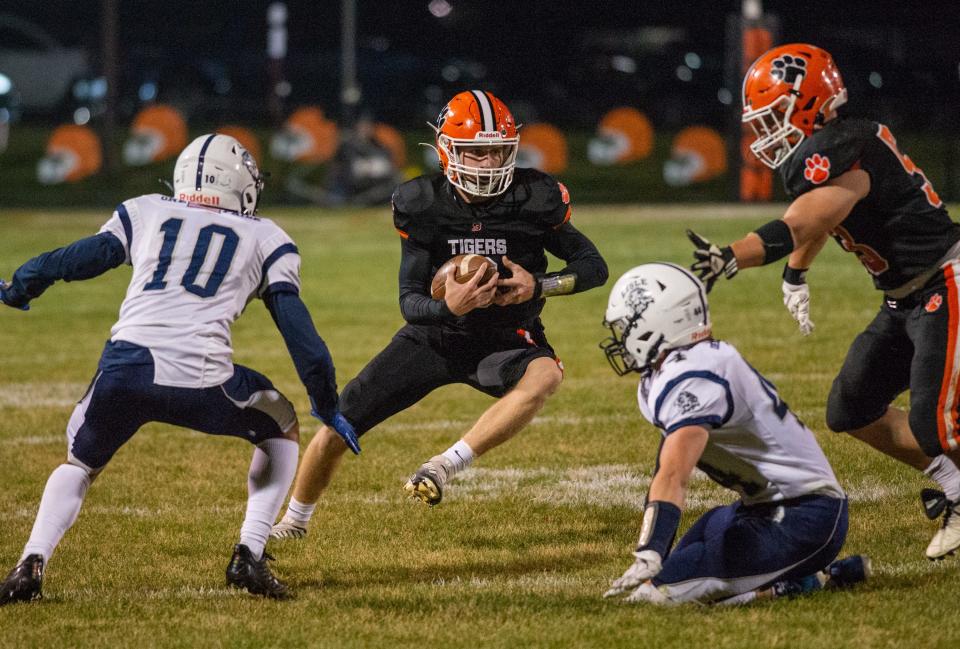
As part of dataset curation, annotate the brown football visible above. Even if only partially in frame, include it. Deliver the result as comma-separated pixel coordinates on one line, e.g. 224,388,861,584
431,254,498,300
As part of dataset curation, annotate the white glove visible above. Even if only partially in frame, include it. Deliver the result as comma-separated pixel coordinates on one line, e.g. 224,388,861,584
603,549,663,598
782,280,814,335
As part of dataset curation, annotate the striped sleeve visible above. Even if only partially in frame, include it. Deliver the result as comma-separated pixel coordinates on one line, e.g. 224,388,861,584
652,371,734,433
259,229,301,296
97,200,135,264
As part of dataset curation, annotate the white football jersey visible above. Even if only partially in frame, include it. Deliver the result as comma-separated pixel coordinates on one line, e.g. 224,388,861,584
638,340,844,505
99,194,301,388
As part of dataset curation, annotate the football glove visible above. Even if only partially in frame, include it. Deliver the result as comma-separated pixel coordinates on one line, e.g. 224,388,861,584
686,230,737,292
0,279,29,311
311,400,361,455
602,549,663,598
782,271,814,336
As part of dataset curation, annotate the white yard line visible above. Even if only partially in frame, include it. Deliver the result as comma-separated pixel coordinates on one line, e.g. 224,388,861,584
0,382,87,408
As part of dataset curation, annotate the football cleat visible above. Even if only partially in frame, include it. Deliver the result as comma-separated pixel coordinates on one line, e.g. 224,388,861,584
823,554,872,589
404,455,454,506
269,515,308,540
769,555,871,598
225,544,290,599
923,489,960,560
0,554,44,606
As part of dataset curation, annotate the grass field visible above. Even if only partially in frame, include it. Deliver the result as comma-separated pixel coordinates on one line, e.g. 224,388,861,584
1,205,958,648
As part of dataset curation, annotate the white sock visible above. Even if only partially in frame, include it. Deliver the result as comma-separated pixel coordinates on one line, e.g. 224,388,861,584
924,455,960,502
285,497,317,526
239,438,298,559
441,440,475,477
717,591,759,606
22,464,92,562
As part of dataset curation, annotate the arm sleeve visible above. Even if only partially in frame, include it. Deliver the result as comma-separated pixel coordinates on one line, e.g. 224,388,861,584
652,373,733,433
398,236,455,324
263,289,339,415
539,222,609,294
4,232,126,307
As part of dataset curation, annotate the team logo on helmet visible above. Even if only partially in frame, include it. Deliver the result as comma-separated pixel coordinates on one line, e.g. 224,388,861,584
623,279,655,320
770,54,807,84
436,106,451,131
926,293,943,313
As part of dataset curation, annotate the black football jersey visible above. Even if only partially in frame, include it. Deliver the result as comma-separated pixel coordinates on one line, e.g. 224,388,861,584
780,117,959,292
392,168,607,329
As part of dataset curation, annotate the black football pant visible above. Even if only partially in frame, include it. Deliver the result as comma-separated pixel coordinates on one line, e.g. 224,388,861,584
338,321,559,436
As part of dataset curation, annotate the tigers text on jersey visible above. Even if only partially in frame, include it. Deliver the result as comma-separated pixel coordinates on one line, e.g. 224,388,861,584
99,194,301,388
392,167,606,328
638,340,844,506
780,117,960,292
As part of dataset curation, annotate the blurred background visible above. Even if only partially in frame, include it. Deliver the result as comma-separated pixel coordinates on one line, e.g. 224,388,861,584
0,0,957,209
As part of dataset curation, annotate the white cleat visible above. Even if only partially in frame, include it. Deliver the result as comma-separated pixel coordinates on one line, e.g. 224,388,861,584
927,504,960,560
269,515,308,540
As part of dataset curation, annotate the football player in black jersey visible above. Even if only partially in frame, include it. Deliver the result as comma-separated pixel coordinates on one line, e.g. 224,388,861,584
686,43,960,560
271,90,607,537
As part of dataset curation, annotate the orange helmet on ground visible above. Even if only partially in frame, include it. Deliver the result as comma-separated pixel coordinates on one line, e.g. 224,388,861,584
742,43,847,169
430,90,519,198
37,124,102,184
663,126,727,187
516,123,568,174
122,104,188,166
587,107,654,166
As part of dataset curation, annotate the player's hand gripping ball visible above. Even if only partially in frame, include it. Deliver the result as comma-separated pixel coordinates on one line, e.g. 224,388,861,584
431,254,498,300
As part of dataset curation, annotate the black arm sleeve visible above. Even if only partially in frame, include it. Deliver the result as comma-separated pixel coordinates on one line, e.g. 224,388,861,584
263,289,339,415
5,232,127,307
540,222,609,293
398,236,455,324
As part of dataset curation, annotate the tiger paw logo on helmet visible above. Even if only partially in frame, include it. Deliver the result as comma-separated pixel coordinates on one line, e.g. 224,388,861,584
770,54,807,84
803,153,831,184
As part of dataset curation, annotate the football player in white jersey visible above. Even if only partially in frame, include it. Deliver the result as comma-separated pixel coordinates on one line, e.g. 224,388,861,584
599,263,861,605
0,134,359,604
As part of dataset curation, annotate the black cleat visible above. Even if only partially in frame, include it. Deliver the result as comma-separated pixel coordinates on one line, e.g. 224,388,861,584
225,544,290,599
0,554,44,605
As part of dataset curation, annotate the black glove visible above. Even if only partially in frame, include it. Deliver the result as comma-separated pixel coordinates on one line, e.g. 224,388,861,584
686,230,737,292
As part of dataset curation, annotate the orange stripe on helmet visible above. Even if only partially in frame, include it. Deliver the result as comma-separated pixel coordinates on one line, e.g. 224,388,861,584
937,263,960,451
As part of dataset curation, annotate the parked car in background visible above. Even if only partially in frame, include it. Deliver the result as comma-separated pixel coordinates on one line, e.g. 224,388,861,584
0,13,91,116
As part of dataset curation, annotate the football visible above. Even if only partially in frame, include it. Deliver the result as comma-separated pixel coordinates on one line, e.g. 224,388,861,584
431,254,499,300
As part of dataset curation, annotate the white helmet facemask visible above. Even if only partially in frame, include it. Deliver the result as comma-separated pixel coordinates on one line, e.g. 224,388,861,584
600,263,712,375
433,132,519,198
172,134,264,214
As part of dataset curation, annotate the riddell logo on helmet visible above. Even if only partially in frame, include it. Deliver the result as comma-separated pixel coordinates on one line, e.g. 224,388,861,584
474,131,503,140
178,192,220,206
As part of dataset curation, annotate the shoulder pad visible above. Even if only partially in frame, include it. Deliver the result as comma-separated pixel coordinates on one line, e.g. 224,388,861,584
509,168,571,227
780,117,873,198
392,175,438,215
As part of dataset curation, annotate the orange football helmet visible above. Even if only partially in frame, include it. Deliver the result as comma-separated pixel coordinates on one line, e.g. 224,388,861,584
430,90,519,198
742,43,847,168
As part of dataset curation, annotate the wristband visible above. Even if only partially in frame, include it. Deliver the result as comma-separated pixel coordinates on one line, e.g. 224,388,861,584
635,500,681,557
537,273,576,298
782,265,808,285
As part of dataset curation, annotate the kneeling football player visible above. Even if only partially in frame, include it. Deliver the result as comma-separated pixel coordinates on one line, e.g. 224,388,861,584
600,263,866,605
271,90,608,538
